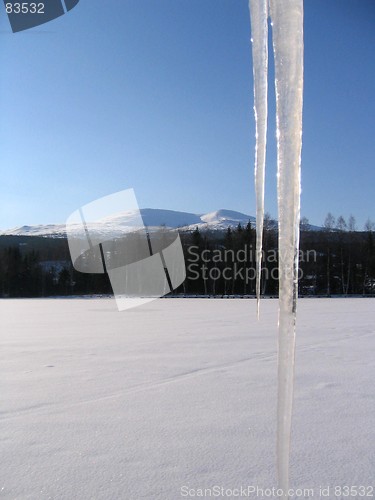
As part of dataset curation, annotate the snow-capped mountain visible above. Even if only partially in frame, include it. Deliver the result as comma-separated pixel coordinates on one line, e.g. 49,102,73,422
0,209,256,238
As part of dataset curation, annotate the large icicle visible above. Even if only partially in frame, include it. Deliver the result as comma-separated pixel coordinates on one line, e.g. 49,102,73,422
249,0,304,495
269,0,304,497
249,0,268,318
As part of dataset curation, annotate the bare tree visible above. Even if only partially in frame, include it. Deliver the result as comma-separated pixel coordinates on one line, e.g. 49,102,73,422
348,215,356,232
364,219,375,232
336,215,347,232
324,212,335,232
300,216,310,231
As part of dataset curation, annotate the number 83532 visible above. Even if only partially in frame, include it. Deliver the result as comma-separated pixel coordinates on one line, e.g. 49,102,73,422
5,3,45,14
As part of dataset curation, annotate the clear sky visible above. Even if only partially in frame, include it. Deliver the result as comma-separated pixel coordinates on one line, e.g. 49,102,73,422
0,0,374,230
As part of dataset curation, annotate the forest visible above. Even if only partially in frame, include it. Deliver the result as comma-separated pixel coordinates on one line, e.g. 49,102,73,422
0,217,374,298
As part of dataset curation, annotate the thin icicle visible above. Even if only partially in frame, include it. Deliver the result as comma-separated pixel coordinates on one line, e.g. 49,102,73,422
269,0,304,497
249,0,268,318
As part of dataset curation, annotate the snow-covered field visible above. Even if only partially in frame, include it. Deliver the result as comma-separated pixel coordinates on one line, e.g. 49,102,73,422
1,298,374,499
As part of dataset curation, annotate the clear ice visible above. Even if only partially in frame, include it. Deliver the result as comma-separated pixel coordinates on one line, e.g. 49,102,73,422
249,0,304,496
249,0,269,318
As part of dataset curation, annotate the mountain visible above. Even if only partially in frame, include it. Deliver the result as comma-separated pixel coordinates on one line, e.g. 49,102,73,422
200,210,255,228
0,209,256,238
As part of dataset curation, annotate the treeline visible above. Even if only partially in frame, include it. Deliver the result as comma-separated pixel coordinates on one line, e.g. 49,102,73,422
0,237,112,298
180,219,375,296
0,217,374,298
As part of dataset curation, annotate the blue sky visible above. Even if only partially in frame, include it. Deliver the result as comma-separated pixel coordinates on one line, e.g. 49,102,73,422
0,0,374,229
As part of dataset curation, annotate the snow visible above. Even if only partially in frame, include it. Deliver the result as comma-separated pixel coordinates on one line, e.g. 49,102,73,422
0,211,326,239
0,209,256,238
0,298,374,499
200,209,254,226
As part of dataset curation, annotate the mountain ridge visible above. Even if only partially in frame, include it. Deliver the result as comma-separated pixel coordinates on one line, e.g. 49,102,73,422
0,208,257,238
